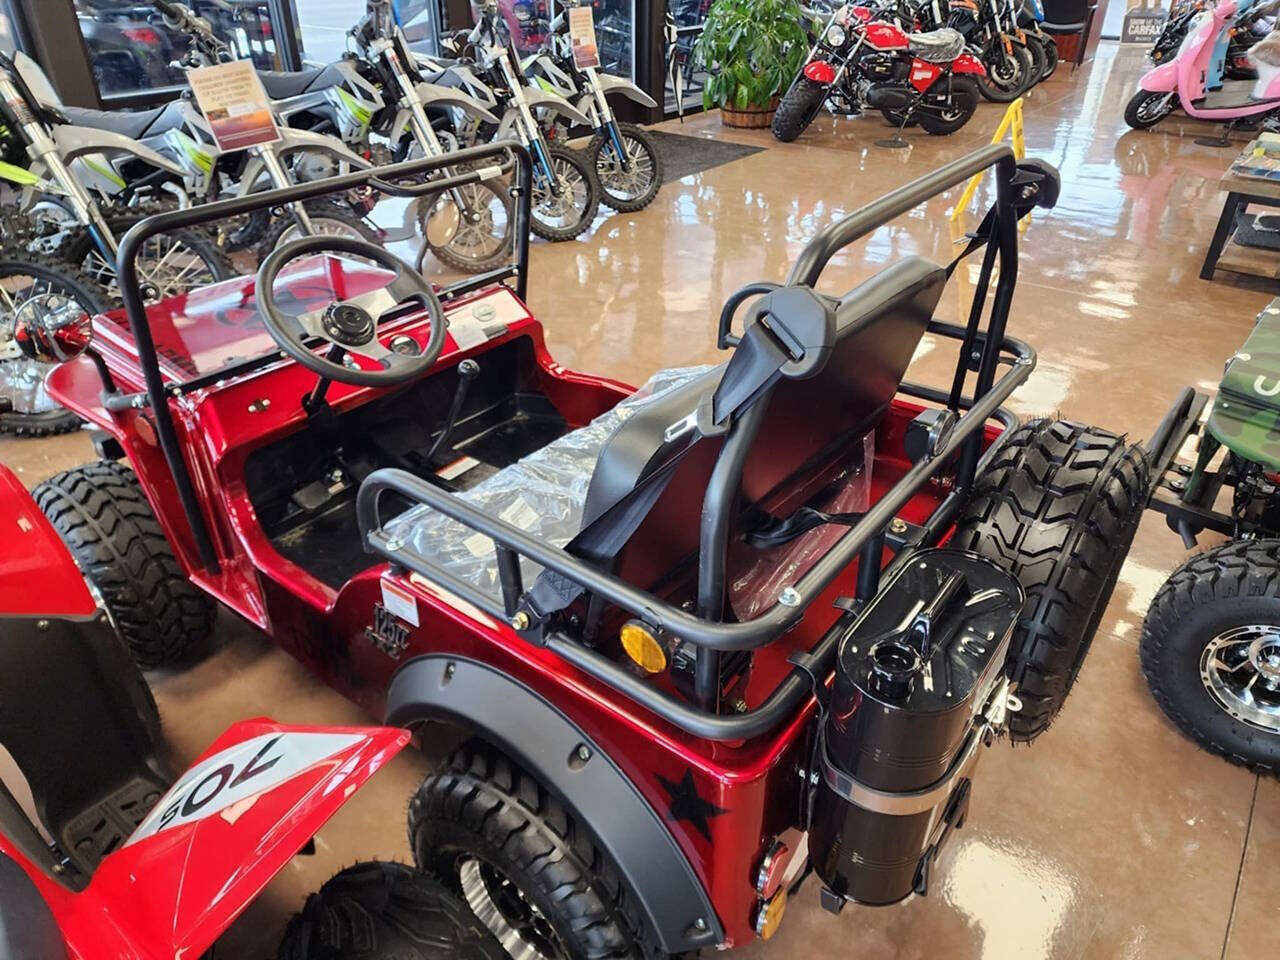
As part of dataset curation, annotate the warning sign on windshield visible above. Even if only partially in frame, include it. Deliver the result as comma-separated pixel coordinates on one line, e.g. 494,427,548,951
186,60,281,153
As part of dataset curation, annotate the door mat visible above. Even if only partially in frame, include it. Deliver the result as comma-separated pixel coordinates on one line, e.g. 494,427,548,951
648,130,766,183
1235,211,1280,250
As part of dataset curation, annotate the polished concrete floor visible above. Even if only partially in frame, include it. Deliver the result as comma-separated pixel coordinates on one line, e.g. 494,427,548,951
4,40,1280,959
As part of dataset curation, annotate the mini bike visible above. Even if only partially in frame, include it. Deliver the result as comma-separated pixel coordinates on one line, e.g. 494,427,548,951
29,140,1149,953
0,464,503,959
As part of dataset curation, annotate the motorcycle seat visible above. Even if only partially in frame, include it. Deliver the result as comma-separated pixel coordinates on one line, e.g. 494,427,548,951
908,28,967,63
62,99,186,140
258,63,349,101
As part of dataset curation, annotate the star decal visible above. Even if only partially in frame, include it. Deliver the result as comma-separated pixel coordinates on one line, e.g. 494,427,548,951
656,768,727,843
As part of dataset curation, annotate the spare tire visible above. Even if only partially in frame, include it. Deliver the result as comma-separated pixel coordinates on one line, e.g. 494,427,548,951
952,419,1149,741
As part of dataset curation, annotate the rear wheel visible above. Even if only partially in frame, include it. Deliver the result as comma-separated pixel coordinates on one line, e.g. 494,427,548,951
589,123,663,213
953,419,1149,741
1032,32,1058,80
409,745,658,960
1124,89,1176,130
918,76,981,135
0,251,109,436
772,76,827,142
1141,540,1280,774
531,145,599,242
33,460,215,670
278,861,508,960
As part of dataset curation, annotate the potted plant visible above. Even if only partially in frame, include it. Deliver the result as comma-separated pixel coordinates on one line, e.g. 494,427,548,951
695,0,810,128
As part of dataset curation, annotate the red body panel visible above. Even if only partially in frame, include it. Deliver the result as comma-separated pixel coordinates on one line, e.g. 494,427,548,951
864,20,911,49
0,464,96,618
0,719,407,960
43,268,1004,946
849,4,873,20
952,52,987,76
804,60,836,84
909,57,944,92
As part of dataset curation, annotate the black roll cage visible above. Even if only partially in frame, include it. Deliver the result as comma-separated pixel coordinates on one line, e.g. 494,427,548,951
110,140,1035,743
109,140,533,573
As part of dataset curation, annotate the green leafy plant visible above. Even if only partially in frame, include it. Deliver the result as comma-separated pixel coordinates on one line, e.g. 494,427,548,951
695,0,810,111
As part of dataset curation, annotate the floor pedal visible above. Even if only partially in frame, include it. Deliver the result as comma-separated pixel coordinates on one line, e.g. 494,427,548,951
60,776,166,873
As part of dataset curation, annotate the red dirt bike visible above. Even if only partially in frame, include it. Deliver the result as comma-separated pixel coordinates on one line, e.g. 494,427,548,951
0,463,502,959
772,2,986,141
26,141,1148,953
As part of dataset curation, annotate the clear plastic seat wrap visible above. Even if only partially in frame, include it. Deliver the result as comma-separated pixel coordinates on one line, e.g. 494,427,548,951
908,28,966,64
384,366,715,603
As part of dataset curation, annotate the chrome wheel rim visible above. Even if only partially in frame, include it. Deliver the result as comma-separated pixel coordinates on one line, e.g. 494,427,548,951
273,217,369,248
435,185,510,261
533,159,588,230
84,235,216,303
458,858,568,960
1137,92,1174,124
597,135,655,202
1200,625,1280,733
0,281,81,415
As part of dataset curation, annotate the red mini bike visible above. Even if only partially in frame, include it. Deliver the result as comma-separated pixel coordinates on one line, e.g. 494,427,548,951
772,2,987,141
0,465,503,959
24,142,1147,955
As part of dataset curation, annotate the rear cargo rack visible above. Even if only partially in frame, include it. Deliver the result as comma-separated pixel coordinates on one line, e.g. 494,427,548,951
358,143,1038,741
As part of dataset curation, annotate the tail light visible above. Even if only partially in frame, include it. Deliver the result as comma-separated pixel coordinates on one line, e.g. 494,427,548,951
123,27,162,45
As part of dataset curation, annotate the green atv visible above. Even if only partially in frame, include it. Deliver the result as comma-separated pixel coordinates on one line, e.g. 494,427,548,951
1146,298,1280,774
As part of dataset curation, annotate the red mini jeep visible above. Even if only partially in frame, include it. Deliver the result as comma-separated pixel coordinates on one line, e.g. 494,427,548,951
24,143,1148,956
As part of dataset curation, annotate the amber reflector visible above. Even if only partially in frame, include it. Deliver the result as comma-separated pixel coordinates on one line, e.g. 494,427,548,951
755,889,788,940
620,620,666,674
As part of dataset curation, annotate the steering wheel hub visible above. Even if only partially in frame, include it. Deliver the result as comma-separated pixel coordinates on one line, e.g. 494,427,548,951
322,302,377,346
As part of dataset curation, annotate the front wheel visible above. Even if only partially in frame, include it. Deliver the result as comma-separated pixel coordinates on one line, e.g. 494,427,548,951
0,251,109,436
258,199,380,259
918,76,981,135
772,76,828,142
1141,540,1280,774
278,861,508,960
1020,35,1048,86
977,38,1034,102
1034,32,1059,80
589,123,663,213
60,204,231,304
1124,89,1176,130
409,746,656,960
421,181,514,274
531,144,599,242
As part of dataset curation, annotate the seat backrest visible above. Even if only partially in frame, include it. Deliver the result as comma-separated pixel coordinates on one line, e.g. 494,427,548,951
582,256,946,600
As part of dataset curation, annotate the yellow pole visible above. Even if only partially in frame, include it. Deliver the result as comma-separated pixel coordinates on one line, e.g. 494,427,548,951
949,97,1026,223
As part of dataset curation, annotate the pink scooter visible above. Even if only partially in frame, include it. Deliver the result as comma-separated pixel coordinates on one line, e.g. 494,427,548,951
1124,0,1280,130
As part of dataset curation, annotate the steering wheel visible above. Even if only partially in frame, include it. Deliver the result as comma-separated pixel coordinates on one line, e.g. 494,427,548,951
256,235,447,388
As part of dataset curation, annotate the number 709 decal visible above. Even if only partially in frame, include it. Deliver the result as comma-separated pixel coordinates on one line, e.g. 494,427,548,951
125,731,365,845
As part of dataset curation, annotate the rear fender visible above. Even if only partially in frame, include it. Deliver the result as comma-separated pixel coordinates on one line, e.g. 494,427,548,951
50,125,183,180
952,52,987,76
0,465,97,617
1139,61,1179,92
385,655,724,955
88,720,409,959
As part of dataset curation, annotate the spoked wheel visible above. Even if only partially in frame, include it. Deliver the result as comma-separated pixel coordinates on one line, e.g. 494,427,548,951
421,182,513,273
0,251,108,436
1124,89,1176,130
258,199,380,258
60,205,231,304
589,123,663,213
1142,540,1280,773
530,145,599,242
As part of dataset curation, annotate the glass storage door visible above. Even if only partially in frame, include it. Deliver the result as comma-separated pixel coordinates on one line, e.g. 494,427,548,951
665,0,710,114
73,0,282,98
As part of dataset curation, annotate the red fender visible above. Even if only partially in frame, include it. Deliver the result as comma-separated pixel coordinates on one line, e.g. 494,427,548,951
850,4,873,20
804,60,836,84
908,58,943,92
0,465,97,618
951,52,988,77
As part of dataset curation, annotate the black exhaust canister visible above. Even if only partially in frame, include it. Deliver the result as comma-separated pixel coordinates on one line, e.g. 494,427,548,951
810,548,1022,907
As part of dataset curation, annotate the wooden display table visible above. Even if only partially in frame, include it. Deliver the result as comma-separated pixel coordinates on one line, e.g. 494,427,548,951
1202,141,1280,282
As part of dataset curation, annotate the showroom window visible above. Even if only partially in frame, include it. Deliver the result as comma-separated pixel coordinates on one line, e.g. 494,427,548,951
0,6,14,54
73,0,281,98
295,0,440,63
